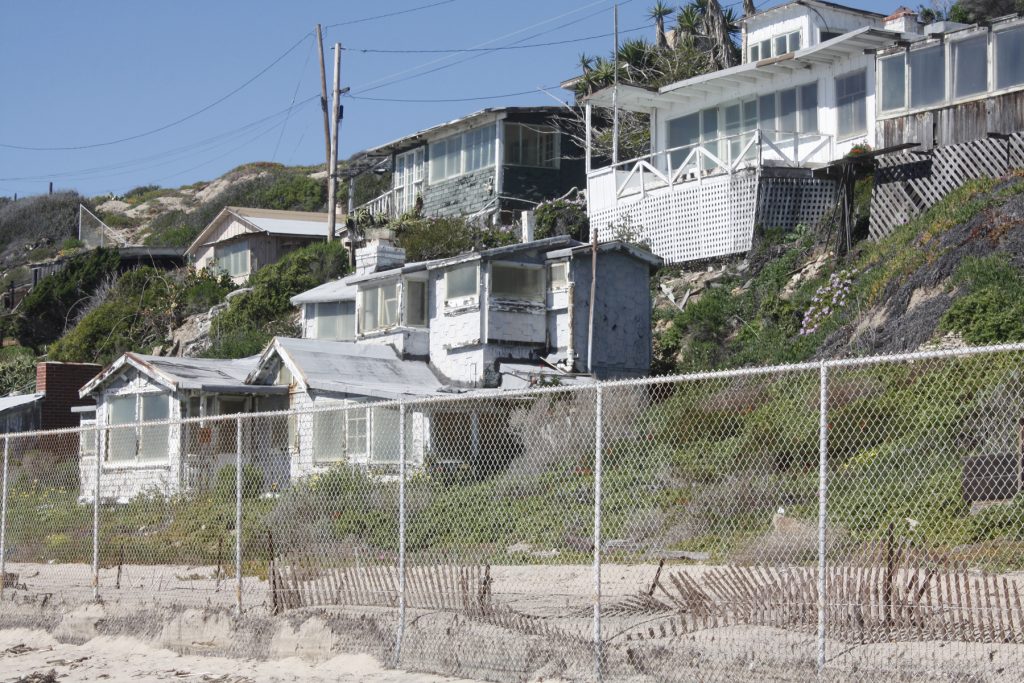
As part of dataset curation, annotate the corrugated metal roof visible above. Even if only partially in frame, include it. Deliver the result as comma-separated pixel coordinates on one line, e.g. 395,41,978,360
267,337,443,400
290,278,359,305
230,207,331,238
0,393,43,415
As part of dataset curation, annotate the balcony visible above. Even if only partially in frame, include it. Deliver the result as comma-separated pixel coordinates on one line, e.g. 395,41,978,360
355,190,395,220
586,130,834,263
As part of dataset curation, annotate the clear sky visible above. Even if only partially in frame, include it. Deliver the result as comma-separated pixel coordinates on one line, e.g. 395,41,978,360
0,0,895,199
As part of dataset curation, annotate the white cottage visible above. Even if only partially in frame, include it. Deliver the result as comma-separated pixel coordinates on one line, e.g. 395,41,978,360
582,0,902,263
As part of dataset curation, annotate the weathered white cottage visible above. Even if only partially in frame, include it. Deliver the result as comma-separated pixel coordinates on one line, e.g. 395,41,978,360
185,207,329,283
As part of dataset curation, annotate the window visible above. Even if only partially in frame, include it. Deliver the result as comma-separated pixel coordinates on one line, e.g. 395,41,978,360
750,44,760,62
775,35,787,57
315,301,355,341
835,70,867,138
799,83,818,133
951,35,988,99
788,31,801,53
464,125,496,172
820,30,843,42
667,112,700,167
758,93,776,135
548,262,569,290
760,39,772,59
429,134,463,182
360,282,399,333
138,394,169,462
700,107,720,168
404,279,428,327
879,54,906,111
393,148,424,215
214,241,249,277
347,409,368,457
106,393,169,464
778,88,798,141
312,405,346,464
80,415,97,457
909,45,945,108
370,407,401,464
995,25,1024,89
491,262,544,302
108,396,137,462
504,123,559,168
445,264,478,302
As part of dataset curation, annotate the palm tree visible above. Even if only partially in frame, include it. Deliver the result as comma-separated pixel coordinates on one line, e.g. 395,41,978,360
648,1,675,49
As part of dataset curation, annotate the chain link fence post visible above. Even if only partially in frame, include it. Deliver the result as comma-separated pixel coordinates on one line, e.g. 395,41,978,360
593,385,604,682
0,436,9,601
93,426,102,601
235,416,243,616
817,361,829,674
394,402,407,667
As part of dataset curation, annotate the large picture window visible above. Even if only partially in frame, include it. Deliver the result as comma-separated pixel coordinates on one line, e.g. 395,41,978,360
214,240,249,277
835,70,867,138
312,404,368,464
504,123,560,168
909,45,946,108
491,262,544,302
951,35,988,99
106,393,170,465
360,282,400,334
445,264,478,303
995,25,1024,90
429,135,463,183
879,54,906,111
314,301,355,341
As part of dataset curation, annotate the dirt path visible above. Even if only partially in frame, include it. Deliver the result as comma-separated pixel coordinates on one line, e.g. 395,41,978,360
0,629,481,683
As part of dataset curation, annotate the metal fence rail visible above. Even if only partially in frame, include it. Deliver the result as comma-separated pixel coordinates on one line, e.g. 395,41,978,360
2,344,1024,681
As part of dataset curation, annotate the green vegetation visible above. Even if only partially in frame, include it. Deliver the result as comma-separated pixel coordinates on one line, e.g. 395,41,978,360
940,254,1024,344
205,240,350,358
0,345,36,395
48,267,233,365
0,191,85,261
388,214,517,263
14,248,120,351
534,197,589,242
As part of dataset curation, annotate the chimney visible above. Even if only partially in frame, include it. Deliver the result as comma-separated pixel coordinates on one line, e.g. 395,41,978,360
885,7,922,34
355,238,406,275
35,361,102,431
521,210,535,243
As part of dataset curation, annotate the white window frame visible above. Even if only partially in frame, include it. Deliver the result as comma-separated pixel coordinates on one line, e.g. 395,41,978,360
314,300,355,341
835,69,868,140
214,240,249,278
908,42,946,110
104,391,171,467
312,403,347,464
393,147,424,215
444,263,479,306
547,262,569,291
949,31,989,101
490,262,545,303
359,281,401,335
403,277,428,328
427,123,497,184
878,51,907,113
994,23,1024,92
503,122,561,169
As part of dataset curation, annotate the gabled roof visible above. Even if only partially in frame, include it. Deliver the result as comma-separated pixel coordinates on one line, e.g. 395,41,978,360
184,206,330,256
584,27,900,113
80,353,287,398
249,337,444,400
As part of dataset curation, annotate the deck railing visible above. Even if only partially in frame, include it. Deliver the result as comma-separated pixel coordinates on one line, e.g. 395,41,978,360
355,189,394,219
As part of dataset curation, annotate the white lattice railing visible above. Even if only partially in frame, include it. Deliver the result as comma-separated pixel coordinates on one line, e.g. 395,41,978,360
356,190,394,218
587,129,834,210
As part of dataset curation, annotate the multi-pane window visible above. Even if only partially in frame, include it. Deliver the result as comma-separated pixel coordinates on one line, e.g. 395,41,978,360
909,45,945,108
214,240,249,277
428,124,495,183
314,301,355,341
951,35,988,99
995,25,1024,90
312,404,368,464
360,282,399,333
491,262,544,302
504,123,560,168
393,148,424,215
880,53,906,111
347,409,367,457
835,70,867,138
445,263,478,302
369,407,401,464
751,31,798,62
404,279,428,327
106,393,170,464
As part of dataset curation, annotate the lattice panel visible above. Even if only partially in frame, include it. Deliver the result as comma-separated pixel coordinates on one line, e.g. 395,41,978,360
870,133,1024,240
756,176,839,232
589,169,759,264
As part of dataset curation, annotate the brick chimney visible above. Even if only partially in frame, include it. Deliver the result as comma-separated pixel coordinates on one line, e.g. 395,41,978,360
36,362,102,430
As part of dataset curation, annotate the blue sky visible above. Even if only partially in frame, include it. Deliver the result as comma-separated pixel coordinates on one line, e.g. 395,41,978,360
0,0,894,199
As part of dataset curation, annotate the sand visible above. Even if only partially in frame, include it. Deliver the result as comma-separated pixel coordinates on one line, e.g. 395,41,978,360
0,628,479,683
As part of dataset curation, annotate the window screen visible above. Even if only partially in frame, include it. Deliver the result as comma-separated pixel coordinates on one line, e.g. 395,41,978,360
491,263,544,302
835,70,867,137
405,279,428,327
799,83,818,133
880,54,906,111
910,45,946,108
996,25,1024,89
139,394,169,462
107,395,137,462
312,406,346,464
445,264,478,301
952,35,988,98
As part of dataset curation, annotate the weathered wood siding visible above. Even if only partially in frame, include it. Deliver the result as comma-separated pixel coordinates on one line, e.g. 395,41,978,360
877,90,1024,150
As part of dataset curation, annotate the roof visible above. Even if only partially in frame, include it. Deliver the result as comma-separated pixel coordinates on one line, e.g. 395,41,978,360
0,393,43,416
251,337,444,400
290,278,359,305
545,240,663,269
80,353,288,398
350,106,569,160
741,0,886,24
185,206,330,255
584,28,900,113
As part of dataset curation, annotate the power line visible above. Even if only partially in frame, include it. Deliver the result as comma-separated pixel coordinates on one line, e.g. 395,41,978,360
324,0,459,28
0,32,313,152
272,35,316,162
341,24,649,53
346,86,563,103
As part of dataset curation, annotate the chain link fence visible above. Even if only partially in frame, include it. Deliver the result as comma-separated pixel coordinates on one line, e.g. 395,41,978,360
2,345,1024,681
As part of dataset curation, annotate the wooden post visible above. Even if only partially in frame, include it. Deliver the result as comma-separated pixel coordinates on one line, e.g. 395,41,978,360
315,25,332,170
326,43,342,243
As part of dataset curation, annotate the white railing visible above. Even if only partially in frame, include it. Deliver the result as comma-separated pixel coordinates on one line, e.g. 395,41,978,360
356,190,394,218
587,129,834,206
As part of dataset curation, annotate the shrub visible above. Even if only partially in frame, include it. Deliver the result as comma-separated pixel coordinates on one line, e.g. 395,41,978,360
534,197,589,242
940,254,1024,344
215,463,265,501
0,346,36,395
392,215,517,262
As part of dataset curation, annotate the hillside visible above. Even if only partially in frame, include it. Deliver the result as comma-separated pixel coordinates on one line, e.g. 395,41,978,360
652,173,1024,374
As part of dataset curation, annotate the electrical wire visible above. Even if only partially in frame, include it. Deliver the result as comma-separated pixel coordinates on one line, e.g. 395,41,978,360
272,34,316,161
346,86,563,103
0,32,313,152
323,0,459,29
341,24,649,53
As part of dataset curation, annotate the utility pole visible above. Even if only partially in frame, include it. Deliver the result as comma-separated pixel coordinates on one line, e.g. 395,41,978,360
315,25,331,168
326,43,341,243
611,3,620,166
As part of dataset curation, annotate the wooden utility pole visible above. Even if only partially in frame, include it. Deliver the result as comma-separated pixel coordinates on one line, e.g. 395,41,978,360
326,43,341,243
611,3,620,166
315,25,331,168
